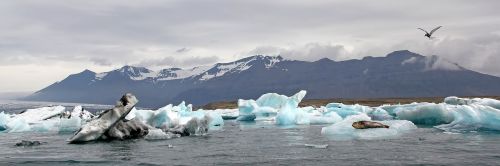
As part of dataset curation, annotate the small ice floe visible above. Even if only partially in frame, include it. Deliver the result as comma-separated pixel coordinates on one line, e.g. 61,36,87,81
304,144,328,149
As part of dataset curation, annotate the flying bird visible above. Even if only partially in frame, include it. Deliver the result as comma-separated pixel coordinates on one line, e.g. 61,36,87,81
418,26,442,39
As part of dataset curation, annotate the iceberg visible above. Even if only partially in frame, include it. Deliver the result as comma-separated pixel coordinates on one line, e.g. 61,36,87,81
435,104,500,131
68,93,140,143
377,97,500,131
17,106,66,123
394,103,454,125
325,103,373,118
237,90,306,121
0,111,11,131
237,90,343,125
6,117,31,133
321,114,417,140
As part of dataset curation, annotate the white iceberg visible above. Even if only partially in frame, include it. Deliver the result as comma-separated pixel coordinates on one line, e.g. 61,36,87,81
130,101,224,128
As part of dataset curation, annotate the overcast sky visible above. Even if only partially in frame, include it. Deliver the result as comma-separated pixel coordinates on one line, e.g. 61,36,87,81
1,0,500,93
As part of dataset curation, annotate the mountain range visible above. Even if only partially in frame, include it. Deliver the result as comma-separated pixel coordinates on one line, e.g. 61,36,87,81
23,50,500,107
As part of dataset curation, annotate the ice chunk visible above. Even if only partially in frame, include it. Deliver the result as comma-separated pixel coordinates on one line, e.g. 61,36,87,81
58,117,82,133
275,104,302,125
151,108,180,128
304,144,328,149
0,111,11,131
276,106,343,125
445,96,500,109
131,108,155,124
325,103,373,118
17,106,66,123
205,111,224,127
144,129,180,140
237,90,306,121
395,103,454,125
237,99,277,121
211,109,239,120
70,106,94,121
435,104,500,131
321,114,417,140
256,90,306,109
6,118,31,133
369,107,393,120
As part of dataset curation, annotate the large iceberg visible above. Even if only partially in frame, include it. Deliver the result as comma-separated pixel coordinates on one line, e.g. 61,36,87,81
0,105,95,133
236,90,343,125
373,97,500,132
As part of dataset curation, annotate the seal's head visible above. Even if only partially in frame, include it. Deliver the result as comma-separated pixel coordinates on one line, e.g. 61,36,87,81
352,121,366,129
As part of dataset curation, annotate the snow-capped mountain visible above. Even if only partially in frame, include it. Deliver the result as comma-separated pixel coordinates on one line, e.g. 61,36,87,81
24,50,500,107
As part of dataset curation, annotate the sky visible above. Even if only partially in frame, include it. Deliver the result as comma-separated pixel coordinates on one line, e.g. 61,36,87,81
1,0,500,93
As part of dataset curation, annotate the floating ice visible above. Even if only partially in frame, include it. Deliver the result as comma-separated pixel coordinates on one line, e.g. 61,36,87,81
6,118,31,133
394,103,454,125
376,97,500,131
237,90,306,121
325,103,373,118
321,114,417,140
0,111,11,131
129,101,223,128
304,144,328,149
444,96,500,109
17,106,66,123
211,109,239,120
435,104,500,131
144,129,180,140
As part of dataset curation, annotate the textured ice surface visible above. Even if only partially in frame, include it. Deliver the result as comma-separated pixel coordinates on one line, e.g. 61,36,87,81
0,105,96,133
377,97,500,131
321,114,417,140
0,111,10,131
325,103,373,118
394,103,454,125
237,90,306,121
130,102,223,128
17,106,66,123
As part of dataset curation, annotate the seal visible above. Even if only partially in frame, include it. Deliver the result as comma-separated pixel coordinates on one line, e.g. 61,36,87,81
352,121,389,129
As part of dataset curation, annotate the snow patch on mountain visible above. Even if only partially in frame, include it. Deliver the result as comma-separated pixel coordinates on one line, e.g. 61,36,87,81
90,55,284,82
157,66,211,81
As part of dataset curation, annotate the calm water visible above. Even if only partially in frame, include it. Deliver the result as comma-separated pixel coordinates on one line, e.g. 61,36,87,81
1,102,500,165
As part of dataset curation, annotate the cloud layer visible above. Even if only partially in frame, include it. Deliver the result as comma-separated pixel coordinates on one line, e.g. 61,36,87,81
0,0,499,92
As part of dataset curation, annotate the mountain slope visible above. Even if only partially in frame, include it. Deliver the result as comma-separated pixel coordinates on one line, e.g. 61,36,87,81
24,50,500,107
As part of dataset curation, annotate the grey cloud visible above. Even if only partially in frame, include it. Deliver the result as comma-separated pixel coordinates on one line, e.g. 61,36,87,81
90,57,113,66
136,55,220,68
176,47,191,53
390,33,500,76
249,43,349,61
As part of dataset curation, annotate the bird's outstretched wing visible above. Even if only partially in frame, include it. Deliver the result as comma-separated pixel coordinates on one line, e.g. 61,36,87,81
429,26,442,35
417,28,429,34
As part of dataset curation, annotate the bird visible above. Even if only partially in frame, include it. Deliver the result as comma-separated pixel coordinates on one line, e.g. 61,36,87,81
418,26,442,39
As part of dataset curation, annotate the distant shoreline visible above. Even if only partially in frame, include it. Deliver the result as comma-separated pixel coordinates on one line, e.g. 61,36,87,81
201,96,500,110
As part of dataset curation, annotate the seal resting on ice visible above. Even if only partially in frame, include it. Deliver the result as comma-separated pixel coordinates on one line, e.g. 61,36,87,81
352,121,389,129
